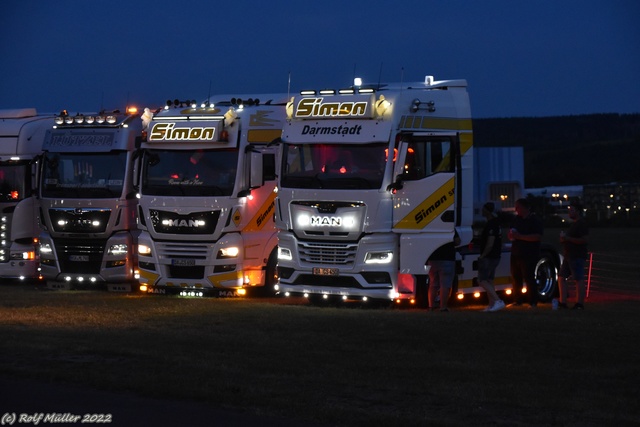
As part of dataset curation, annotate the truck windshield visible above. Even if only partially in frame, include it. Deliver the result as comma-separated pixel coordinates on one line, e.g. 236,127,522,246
281,143,387,189
41,152,127,199
0,162,29,202
142,149,238,197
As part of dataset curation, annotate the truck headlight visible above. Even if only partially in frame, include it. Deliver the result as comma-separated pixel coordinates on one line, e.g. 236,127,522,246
108,244,128,256
218,247,240,258
40,242,53,254
138,244,152,256
364,251,393,264
278,247,292,261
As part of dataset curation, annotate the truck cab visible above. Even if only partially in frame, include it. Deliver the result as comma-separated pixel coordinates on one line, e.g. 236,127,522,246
0,108,53,281
38,108,142,291
136,96,286,296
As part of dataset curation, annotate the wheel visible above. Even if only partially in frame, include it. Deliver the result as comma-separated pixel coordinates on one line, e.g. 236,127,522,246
534,249,559,302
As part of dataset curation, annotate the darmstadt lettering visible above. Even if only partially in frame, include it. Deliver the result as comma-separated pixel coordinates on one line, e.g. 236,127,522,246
149,122,216,141
296,97,368,118
302,124,362,135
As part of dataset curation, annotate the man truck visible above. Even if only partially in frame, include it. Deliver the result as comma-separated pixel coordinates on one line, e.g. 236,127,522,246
38,108,143,291
0,108,52,282
135,95,286,297
274,76,559,305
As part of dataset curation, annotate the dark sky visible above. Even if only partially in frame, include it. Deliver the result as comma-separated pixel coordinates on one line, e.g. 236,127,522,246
1,0,638,118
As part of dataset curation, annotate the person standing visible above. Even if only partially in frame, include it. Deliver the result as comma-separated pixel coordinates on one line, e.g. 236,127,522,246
508,198,543,307
558,203,589,309
478,202,505,312
428,231,460,312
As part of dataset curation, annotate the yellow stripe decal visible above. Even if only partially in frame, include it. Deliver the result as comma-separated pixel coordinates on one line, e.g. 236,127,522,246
398,116,472,131
242,190,277,232
393,177,455,230
247,129,282,143
207,271,242,287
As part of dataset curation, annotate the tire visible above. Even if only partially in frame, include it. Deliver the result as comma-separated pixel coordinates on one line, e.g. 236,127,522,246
262,248,279,296
534,249,559,302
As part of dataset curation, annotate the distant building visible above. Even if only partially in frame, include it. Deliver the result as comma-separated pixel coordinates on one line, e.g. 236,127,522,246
583,183,640,220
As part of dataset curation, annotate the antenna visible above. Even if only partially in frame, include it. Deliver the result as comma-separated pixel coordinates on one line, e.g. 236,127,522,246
207,80,212,104
287,71,291,99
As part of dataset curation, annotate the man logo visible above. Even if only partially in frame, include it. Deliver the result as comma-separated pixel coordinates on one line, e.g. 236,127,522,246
310,216,342,226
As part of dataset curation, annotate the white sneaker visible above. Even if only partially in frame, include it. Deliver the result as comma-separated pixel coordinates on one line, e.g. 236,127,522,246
489,300,506,312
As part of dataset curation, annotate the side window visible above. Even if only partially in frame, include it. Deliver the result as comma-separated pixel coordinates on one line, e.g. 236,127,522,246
402,137,453,180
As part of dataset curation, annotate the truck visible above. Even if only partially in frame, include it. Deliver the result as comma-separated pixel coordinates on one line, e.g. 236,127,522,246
0,108,53,282
274,76,559,305
38,108,143,291
135,95,287,297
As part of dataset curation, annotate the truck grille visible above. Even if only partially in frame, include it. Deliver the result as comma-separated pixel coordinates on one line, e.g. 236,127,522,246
298,241,357,266
55,238,106,274
150,209,220,235
49,208,111,233
156,241,211,259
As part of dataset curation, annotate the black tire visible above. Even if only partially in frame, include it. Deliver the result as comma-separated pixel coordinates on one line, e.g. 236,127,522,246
534,248,559,302
262,248,279,297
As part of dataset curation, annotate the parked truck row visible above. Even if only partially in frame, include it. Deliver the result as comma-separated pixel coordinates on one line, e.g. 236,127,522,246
0,75,560,305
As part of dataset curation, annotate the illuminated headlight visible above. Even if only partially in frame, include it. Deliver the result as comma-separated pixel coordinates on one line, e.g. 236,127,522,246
218,247,240,258
296,214,310,227
85,116,95,124
40,242,53,254
55,116,64,125
92,221,101,227
74,115,84,124
95,115,105,124
57,220,67,226
10,251,35,260
64,116,74,124
106,115,117,124
138,244,152,256
108,244,128,256
278,247,292,261
364,251,393,264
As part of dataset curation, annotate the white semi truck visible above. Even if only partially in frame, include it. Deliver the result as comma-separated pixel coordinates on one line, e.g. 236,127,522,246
38,108,143,291
0,108,53,281
275,77,559,305
136,95,286,297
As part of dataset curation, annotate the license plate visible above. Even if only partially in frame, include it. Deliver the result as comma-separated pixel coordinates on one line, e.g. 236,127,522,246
69,255,89,262
172,258,196,266
313,267,339,276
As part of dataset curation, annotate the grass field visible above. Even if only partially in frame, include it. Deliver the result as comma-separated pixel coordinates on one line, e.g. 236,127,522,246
1,228,639,426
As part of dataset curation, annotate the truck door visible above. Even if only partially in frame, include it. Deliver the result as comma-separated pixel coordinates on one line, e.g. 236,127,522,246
391,132,459,234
